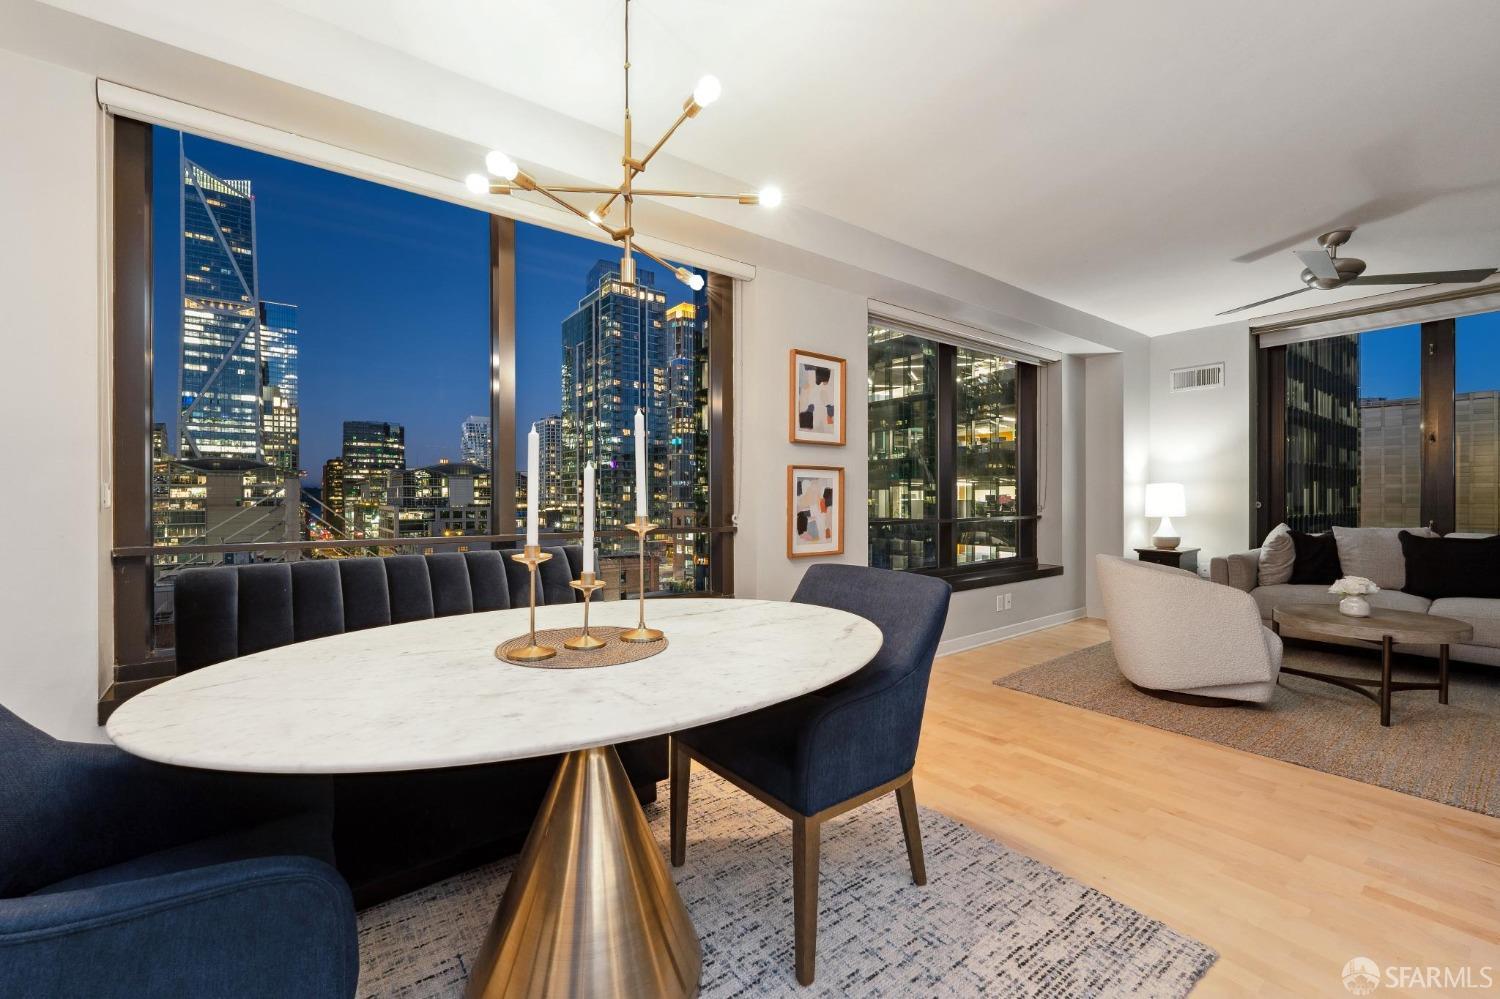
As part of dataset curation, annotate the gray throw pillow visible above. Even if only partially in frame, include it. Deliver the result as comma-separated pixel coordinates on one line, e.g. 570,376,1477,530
1333,526,1434,591
1258,523,1294,585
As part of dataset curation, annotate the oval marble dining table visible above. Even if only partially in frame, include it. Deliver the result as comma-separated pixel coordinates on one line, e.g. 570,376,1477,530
107,597,884,999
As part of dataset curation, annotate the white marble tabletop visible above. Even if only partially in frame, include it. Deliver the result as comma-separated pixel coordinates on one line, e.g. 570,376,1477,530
106,598,883,775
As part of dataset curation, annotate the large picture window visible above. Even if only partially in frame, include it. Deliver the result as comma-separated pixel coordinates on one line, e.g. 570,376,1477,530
1258,310,1500,537
110,117,732,678
514,222,712,595
867,319,1043,589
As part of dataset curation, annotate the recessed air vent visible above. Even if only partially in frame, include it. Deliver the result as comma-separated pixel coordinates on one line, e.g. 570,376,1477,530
1169,362,1225,394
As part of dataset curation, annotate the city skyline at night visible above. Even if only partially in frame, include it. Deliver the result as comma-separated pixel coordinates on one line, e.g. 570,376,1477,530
152,128,699,489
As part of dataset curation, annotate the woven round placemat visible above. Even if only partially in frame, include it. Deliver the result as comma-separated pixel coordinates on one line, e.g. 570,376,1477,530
495,626,667,669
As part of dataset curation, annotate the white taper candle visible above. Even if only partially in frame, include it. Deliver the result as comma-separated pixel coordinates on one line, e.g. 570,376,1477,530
582,461,595,573
526,423,539,547
634,408,647,519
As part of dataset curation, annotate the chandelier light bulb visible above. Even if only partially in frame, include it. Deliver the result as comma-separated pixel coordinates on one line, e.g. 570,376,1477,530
485,150,520,181
758,185,783,208
464,173,490,195
686,271,706,292
692,74,722,108
588,210,602,224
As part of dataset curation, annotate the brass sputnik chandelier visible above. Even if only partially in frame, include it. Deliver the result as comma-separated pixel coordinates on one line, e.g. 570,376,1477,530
465,0,780,291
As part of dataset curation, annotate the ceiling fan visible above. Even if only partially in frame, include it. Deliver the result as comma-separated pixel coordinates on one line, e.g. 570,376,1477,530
1217,227,1497,316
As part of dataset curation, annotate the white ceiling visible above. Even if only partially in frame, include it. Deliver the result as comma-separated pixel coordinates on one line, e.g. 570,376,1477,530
40,0,1500,336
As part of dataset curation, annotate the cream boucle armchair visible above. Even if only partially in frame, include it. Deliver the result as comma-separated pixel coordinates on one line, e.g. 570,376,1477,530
1096,555,1282,704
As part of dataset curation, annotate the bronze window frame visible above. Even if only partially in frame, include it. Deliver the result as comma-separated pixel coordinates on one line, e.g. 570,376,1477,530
868,324,1053,592
1254,319,1459,540
106,115,735,696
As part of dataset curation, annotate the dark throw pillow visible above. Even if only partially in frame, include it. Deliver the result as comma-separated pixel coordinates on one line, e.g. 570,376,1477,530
1398,531,1500,600
1288,530,1342,585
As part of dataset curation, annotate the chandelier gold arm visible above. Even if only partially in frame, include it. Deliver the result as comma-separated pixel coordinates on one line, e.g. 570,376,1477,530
492,182,756,204
629,241,698,285
473,0,769,283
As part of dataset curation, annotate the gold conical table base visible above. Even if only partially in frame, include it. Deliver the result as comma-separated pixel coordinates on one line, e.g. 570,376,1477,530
465,745,701,998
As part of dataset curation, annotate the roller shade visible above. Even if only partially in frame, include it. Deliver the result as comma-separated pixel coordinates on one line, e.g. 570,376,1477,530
96,79,756,282
867,300,1061,364
1254,280,1500,348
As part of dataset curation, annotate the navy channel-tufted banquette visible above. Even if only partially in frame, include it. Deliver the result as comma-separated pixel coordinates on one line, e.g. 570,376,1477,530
172,547,667,907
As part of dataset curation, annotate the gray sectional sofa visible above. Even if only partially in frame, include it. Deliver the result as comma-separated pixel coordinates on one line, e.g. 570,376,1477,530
1210,527,1500,667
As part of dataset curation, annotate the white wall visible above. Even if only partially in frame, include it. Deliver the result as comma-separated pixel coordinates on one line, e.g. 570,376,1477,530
0,48,107,741
1147,321,1256,562
734,270,869,600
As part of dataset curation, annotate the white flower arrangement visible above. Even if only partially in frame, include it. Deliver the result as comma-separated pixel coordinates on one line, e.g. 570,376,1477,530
1329,575,1380,597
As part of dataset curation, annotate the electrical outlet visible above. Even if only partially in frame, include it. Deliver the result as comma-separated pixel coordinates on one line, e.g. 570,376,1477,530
1004,592,1013,610
996,592,1013,612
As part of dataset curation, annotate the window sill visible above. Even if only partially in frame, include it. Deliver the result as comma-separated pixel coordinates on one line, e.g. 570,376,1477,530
910,562,1063,593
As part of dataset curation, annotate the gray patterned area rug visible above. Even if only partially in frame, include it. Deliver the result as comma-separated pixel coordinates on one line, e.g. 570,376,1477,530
357,770,1215,997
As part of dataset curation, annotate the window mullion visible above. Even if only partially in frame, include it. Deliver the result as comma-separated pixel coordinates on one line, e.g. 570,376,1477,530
1420,319,1457,533
489,215,517,539
1016,362,1038,561
936,343,957,569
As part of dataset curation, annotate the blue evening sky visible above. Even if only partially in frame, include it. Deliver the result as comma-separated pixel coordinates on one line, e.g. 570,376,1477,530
152,128,692,485
1358,312,1500,399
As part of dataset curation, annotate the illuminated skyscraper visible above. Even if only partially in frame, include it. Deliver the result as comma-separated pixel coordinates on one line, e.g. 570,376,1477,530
1285,335,1360,531
259,301,299,475
341,421,405,538
319,457,347,537
536,414,564,527
460,415,492,469
664,302,705,513
179,158,261,460
560,262,669,536
663,301,708,589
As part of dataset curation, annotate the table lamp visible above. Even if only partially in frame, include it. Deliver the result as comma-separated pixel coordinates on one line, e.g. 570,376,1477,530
1144,482,1185,550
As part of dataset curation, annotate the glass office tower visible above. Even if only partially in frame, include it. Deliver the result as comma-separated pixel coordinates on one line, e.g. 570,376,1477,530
341,420,406,538
460,415,492,470
1285,334,1360,531
559,262,670,538
179,159,261,460
258,300,299,475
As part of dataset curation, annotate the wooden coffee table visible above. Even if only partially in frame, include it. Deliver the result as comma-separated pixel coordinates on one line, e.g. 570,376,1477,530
1271,605,1473,727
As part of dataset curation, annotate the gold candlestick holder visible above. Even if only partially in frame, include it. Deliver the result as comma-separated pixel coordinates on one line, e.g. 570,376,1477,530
498,545,556,662
565,571,608,650
620,517,664,643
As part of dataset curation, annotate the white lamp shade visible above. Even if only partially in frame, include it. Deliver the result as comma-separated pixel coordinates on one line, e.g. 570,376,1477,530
1144,482,1186,518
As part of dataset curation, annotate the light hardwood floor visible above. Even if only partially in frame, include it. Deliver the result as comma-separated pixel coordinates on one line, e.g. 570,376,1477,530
914,618,1500,997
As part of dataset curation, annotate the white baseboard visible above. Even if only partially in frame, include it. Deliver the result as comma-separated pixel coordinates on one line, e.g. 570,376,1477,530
936,607,1088,657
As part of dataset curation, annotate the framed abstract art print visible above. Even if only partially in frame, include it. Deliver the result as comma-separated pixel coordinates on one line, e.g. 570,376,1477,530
788,349,846,446
787,464,845,558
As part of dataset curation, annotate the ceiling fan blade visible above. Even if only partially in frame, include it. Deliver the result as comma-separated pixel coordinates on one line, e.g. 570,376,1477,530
1215,287,1308,317
1347,268,1497,286
1294,249,1340,282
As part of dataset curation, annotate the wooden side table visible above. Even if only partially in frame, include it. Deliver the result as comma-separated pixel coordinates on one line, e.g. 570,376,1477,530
1135,546,1199,573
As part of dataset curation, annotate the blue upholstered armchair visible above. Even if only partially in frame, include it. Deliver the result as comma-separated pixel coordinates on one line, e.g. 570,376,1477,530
670,564,951,986
0,705,356,999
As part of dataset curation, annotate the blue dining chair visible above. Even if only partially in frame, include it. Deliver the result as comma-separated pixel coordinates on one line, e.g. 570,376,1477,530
669,564,951,985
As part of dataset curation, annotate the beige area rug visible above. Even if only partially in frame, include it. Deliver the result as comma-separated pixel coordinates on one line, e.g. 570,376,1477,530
997,642,1500,817
357,770,1215,997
